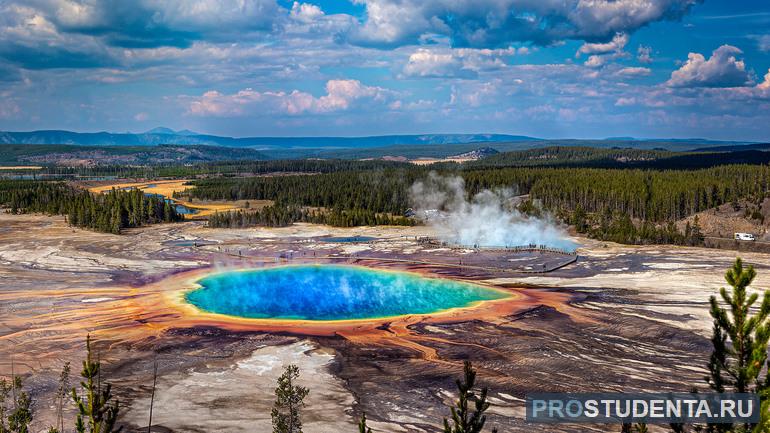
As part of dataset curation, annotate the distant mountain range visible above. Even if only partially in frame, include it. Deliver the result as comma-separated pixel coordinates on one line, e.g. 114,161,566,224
0,129,539,148
144,127,200,136
1,129,763,163
604,136,752,145
0,144,267,166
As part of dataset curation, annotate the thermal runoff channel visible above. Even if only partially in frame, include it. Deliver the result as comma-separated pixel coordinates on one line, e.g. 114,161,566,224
185,265,509,321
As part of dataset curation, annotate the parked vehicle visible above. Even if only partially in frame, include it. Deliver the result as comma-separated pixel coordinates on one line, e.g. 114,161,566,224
735,232,756,241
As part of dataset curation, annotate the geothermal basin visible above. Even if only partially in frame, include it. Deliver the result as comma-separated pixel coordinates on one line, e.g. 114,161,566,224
185,265,510,321
1,214,736,433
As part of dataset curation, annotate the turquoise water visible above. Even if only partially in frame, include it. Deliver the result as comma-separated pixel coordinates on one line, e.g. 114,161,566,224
185,265,508,321
172,204,199,215
144,193,199,215
324,236,377,243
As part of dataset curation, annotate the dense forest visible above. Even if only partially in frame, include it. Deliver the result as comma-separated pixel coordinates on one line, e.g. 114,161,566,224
0,158,412,179
184,170,418,215
187,163,770,244
208,205,414,228
465,146,669,168
186,164,770,221
3,144,770,244
465,146,770,170
5,145,770,179
0,180,182,233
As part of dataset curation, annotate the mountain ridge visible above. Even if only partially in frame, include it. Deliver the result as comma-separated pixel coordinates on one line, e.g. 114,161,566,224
0,130,540,148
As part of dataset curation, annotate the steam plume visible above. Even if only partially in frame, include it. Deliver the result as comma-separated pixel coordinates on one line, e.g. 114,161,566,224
409,172,577,251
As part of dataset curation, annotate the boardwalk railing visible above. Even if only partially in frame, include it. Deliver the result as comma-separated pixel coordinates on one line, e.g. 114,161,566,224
415,237,578,256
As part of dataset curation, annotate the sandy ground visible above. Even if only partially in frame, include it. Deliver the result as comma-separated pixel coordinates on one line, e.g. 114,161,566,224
410,157,475,165
2,212,770,432
0,166,43,170
499,238,770,338
124,342,354,433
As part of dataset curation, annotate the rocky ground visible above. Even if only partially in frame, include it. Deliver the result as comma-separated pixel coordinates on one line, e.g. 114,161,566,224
2,213,770,432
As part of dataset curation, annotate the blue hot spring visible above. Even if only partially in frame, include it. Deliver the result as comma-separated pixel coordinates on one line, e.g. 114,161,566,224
185,265,509,321
324,236,378,243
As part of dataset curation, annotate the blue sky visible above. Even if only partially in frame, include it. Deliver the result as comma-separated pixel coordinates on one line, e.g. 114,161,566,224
0,0,769,140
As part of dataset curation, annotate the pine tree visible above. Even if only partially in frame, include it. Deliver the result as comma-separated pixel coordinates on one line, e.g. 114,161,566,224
0,378,9,433
619,422,648,432
6,377,32,433
71,335,122,433
271,365,309,433
708,258,770,394
690,216,704,245
706,258,770,433
443,361,497,433
572,204,588,233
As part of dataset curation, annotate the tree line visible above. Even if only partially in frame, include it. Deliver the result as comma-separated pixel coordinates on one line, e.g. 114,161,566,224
463,146,670,169
186,164,770,244
7,145,770,178
184,170,419,216
208,205,414,228
464,146,770,171
569,208,705,246
187,164,770,223
0,180,182,234
5,161,770,245
3,158,412,180
457,164,770,222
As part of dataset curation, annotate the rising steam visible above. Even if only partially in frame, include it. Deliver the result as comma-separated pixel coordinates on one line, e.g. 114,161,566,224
409,172,577,251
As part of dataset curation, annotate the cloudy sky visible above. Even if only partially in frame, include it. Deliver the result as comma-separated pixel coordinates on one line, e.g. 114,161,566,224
0,0,769,140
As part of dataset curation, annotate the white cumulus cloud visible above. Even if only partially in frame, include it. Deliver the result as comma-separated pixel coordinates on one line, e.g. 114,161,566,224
637,45,653,63
616,67,651,77
759,69,770,91
401,47,518,78
290,2,324,23
403,49,474,78
667,45,751,88
576,33,628,57
348,0,699,48
584,55,605,68
187,79,392,117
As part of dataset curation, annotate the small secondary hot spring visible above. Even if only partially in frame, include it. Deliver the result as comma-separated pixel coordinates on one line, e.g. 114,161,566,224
185,265,510,321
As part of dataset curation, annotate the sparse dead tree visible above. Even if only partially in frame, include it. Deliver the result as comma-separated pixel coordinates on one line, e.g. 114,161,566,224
53,362,71,433
147,357,158,433
358,413,373,433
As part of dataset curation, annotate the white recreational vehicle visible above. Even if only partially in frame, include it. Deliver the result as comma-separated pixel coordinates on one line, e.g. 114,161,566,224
734,232,756,241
